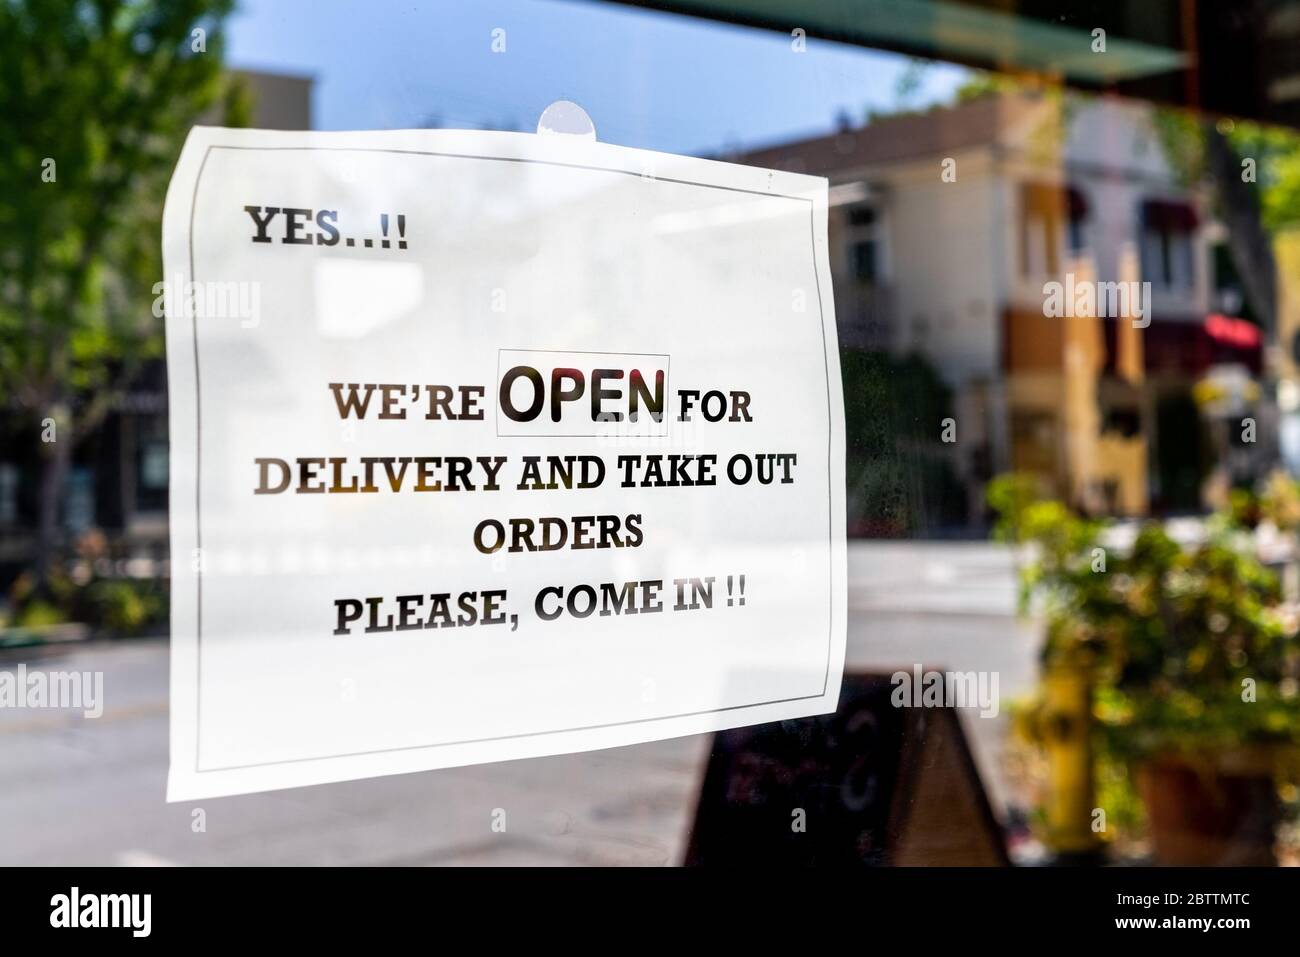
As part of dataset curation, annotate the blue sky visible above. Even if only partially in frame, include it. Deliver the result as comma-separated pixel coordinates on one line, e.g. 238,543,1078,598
226,0,970,155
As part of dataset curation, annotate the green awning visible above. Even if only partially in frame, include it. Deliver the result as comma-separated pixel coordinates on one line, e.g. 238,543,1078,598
612,0,1185,82
601,0,1300,129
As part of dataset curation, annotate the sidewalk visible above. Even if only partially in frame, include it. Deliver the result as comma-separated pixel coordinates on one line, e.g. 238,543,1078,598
0,540,1037,865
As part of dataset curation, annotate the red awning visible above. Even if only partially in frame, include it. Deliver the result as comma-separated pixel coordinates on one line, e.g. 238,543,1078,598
1142,198,1199,231
1142,315,1262,376
1205,313,1262,349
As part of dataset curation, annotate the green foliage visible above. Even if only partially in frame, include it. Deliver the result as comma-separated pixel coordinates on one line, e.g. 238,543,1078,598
6,563,165,637
82,578,162,634
1257,470,1300,532
0,0,238,427
841,349,965,536
988,471,1048,543
953,70,1021,103
990,475,1300,757
14,599,66,628
988,474,1113,639
1149,108,1205,189
1091,732,1147,839
1153,107,1300,232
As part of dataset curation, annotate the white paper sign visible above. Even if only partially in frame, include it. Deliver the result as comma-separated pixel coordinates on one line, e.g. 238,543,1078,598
162,126,846,800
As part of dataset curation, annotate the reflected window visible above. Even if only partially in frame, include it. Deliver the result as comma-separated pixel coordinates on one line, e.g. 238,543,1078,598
1066,187,1089,256
134,414,169,513
1141,199,1197,289
0,463,17,526
1020,183,1061,277
1021,184,1089,275
844,202,884,284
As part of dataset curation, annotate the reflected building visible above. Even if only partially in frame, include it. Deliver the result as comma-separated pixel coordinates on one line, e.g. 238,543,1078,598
741,91,1267,519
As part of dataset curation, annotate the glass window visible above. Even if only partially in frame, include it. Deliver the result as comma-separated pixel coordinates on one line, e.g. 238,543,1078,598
6,0,1300,883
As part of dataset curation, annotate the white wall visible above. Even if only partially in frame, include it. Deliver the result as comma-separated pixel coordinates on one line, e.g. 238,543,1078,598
876,148,1003,387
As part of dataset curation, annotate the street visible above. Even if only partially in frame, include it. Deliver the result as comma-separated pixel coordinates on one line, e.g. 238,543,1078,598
0,541,1037,865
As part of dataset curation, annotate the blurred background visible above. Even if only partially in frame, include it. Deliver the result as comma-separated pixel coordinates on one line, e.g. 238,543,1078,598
5,0,1300,866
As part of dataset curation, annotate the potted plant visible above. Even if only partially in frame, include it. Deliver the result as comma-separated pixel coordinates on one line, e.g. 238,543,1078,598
990,474,1300,864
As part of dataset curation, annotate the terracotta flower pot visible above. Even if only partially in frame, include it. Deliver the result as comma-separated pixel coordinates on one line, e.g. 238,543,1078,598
1136,750,1279,866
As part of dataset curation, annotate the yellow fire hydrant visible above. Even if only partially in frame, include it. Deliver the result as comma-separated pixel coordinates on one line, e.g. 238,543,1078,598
1038,663,1103,859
